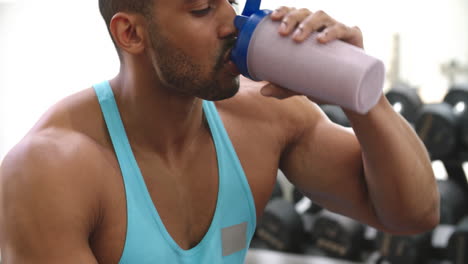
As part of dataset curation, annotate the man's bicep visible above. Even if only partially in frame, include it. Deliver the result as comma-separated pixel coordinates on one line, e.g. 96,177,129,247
0,148,99,264
279,113,370,216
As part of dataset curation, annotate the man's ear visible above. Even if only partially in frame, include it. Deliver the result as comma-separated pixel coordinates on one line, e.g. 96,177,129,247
109,12,147,55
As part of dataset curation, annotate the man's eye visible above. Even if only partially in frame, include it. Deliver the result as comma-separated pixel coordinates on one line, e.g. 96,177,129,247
229,0,239,5
191,6,212,16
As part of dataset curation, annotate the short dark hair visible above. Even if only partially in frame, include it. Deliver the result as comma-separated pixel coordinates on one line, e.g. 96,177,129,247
98,0,154,58
99,0,153,28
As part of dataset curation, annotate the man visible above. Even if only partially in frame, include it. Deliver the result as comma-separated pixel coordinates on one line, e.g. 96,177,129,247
0,0,439,263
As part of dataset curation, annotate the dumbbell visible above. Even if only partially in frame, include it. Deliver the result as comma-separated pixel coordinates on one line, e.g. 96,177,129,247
255,198,306,253
254,190,325,253
425,178,468,261
311,210,372,261
385,83,423,124
444,84,468,148
293,187,323,215
320,105,351,127
438,179,468,224
250,179,284,248
446,216,468,264
376,179,468,264
430,216,468,264
428,177,468,262
415,85,468,160
292,187,324,249
415,103,458,160
376,231,433,264
294,187,377,261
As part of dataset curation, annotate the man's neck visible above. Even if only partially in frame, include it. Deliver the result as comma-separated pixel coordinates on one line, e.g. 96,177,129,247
109,66,210,160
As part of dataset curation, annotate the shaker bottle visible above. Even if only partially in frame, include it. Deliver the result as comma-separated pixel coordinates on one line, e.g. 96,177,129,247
230,0,385,114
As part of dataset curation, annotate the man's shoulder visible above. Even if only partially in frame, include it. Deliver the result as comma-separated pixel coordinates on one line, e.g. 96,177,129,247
14,86,114,168
0,126,113,187
0,84,117,195
0,129,107,252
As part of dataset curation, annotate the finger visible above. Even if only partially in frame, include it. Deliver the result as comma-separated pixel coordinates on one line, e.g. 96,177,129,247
317,23,348,43
270,6,290,21
292,10,335,42
278,8,311,36
344,26,364,48
261,83,299,99
317,24,364,48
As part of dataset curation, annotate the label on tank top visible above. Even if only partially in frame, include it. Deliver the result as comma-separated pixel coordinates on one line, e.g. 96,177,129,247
222,222,247,256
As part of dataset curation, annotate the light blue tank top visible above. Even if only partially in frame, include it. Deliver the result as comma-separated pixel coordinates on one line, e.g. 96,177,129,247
93,81,257,264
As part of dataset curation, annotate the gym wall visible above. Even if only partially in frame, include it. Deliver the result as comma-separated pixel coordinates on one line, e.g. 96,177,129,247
0,0,467,162
0,4,8,163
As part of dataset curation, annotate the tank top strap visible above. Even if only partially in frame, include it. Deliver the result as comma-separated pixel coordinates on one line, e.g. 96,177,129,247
202,101,257,232
93,81,154,210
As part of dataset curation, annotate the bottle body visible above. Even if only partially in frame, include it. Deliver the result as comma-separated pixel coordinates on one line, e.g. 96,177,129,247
245,17,385,114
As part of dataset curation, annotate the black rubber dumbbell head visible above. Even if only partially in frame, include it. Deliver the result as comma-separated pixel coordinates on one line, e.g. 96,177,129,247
415,103,458,160
386,83,423,124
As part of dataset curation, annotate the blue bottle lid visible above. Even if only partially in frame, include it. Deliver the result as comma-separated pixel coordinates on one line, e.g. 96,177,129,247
230,0,272,80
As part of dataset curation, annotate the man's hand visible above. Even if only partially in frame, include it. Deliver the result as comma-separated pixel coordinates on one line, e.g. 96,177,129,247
260,6,363,101
271,6,363,48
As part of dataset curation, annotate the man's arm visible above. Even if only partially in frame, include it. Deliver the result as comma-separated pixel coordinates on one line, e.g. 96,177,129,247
264,7,439,234
0,135,100,263
280,96,438,235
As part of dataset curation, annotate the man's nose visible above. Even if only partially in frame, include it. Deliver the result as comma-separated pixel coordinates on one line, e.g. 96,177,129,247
217,1,238,39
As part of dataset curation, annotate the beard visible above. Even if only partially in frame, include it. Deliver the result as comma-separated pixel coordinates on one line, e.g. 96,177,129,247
147,21,239,101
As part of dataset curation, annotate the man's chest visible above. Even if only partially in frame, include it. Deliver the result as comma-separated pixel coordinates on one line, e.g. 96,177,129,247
90,126,282,263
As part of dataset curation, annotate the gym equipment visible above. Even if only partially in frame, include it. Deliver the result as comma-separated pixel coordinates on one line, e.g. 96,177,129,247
249,236,271,250
429,216,468,264
376,179,468,264
447,216,468,264
291,187,324,248
259,187,374,261
438,179,468,225
376,232,432,264
441,60,468,88
293,187,323,215
251,180,283,244
443,85,468,148
312,210,366,261
255,191,324,253
415,84,468,161
415,103,458,160
385,83,423,124
295,189,376,261
320,105,351,127
441,161,468,194
430,178,468,261
255,198,305,252
270,180,283,200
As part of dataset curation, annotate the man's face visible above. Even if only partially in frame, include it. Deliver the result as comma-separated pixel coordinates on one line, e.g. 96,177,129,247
147,0,240,101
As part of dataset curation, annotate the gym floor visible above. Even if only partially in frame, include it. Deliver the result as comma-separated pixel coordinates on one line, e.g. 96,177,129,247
246,249,374,264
